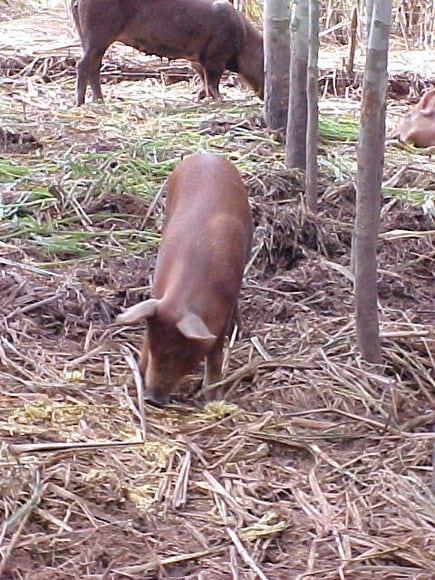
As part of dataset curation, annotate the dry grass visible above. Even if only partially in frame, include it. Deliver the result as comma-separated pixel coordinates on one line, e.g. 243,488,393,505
1,5,434,580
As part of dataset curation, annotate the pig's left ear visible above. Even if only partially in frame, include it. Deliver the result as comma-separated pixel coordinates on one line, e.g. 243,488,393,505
116,299,159,324
176,312,216,345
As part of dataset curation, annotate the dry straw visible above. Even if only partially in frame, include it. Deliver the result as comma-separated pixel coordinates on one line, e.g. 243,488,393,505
0,3,434,579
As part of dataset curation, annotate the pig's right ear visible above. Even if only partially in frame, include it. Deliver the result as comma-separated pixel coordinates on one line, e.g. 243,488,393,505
176,312,216,345
116,299,159,324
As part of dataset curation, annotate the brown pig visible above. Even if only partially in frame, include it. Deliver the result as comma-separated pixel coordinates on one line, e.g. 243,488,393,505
116,153,253,406
391,87,435,149
71,0,264,105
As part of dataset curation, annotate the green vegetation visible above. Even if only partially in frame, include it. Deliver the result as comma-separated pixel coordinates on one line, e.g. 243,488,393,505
2,101,432,263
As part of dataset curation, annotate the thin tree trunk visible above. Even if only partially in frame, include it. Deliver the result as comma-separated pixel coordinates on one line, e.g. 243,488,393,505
263,0,291,131
366,0,374,39
286,0,309,169
351,0,372,275
347,4,358,75
305,0,319,213
349,0,361,273
354,0,392,364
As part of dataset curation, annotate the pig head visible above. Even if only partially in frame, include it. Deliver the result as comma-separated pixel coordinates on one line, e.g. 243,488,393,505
391,87,435,149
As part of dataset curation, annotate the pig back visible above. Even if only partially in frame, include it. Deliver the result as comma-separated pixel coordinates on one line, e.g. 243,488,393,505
153,153,252,337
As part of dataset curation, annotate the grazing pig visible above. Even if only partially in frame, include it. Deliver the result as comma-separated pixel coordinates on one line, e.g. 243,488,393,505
116,153,253,406
71,0,264,105
391,87,435,148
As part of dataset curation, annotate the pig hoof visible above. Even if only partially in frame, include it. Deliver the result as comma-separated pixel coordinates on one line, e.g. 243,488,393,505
203,386,225,402
144,393,169,408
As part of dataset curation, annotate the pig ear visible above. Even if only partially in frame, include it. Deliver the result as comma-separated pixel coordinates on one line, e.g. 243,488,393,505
116,299,159,324
176,312,216,345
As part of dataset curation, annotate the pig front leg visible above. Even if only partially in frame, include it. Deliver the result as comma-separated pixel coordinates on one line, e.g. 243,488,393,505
203,335,225,400
191,62,208,101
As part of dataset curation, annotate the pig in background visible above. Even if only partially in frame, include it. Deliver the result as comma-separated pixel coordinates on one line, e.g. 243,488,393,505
72,0,264,105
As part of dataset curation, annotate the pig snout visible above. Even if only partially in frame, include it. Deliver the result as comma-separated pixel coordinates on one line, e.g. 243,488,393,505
142,365,172,407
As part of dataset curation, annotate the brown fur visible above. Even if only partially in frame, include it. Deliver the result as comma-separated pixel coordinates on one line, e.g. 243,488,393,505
391,87,435,148
116,153,253,406
71,0,264,105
